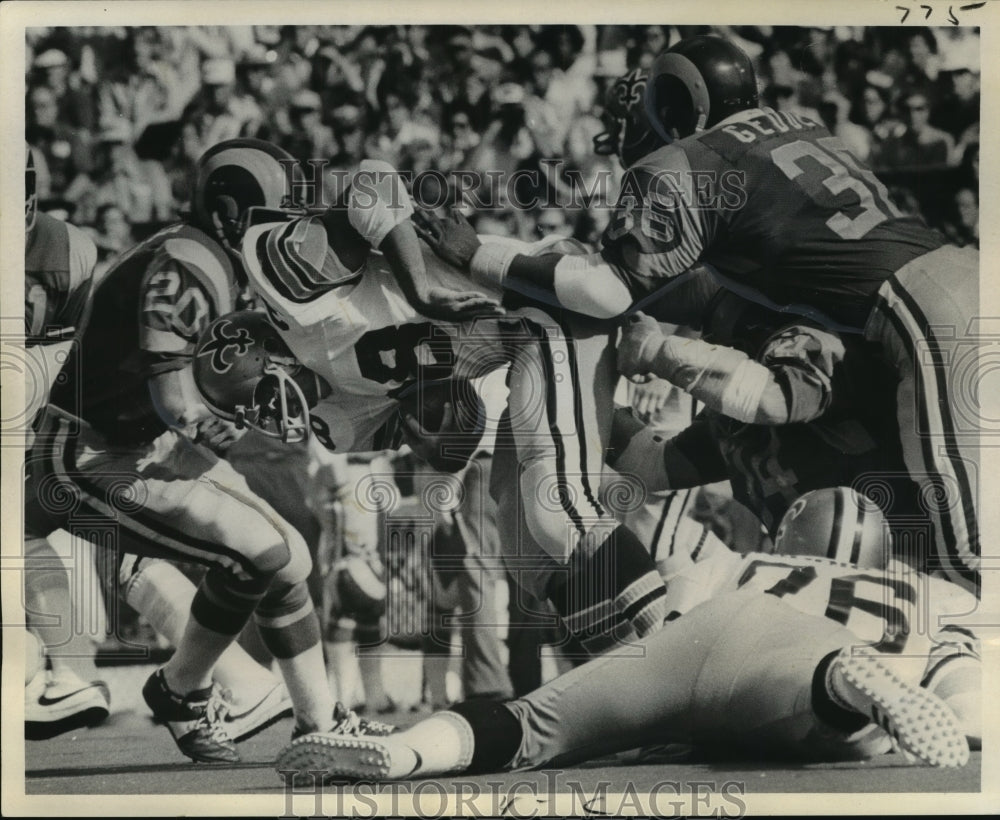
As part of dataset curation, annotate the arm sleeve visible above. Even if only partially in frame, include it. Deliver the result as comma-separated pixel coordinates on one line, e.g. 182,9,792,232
758,324,846,423
348,159,415,249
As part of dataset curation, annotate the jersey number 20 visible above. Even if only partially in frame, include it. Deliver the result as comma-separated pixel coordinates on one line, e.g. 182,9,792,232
771,137,902,240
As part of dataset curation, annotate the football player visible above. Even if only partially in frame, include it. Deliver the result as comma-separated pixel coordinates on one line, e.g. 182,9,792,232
35,140,384,763
611,284,927,559
277,495,977,781
419,42,980,596
23,144,111,738
206,146,670,660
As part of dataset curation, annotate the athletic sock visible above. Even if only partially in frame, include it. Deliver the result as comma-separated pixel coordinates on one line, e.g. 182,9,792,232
548,524,667,654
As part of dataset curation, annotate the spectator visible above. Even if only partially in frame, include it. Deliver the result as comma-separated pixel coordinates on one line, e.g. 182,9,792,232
819,90,872,161
903,28,941,99
31,48,96,131
439,103,481,173
26,85,90,198
181,58,249,155
72,121,172,226
942,187,979,249
281,90,337,164
367,77,437,168
934,67,980,165
329,102,368,172
853,83,904,169
879,91,955,169
88,203,134,278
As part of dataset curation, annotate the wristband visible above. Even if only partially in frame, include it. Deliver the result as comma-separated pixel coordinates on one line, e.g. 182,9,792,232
470,243,519,287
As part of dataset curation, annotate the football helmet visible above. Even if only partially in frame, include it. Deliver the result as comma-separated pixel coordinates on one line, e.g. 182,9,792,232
193,311,323,443
593,68,665,168
191,138,302,250
772,487,890,570
646,34,758,141
26,144,37,233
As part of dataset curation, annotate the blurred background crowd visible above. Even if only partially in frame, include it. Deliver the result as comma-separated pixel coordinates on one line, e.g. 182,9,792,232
27,23,981,278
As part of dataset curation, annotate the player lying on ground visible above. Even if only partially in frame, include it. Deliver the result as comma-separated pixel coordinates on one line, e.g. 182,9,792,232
276,496,977,781
204,142,671,657
419,41,980,595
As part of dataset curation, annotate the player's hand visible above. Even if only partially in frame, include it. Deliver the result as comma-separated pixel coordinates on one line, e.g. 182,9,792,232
418,286,505,321
399,400,457,464
192,416,246,453
413,208,482,272
628,376,674,422
617,312,667,379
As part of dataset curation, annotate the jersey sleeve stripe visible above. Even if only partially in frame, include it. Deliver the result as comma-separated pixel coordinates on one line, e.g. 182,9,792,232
161,234,235,314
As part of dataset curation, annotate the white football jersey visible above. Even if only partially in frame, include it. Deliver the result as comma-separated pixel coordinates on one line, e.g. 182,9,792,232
240,161,560,452
663,548,978,664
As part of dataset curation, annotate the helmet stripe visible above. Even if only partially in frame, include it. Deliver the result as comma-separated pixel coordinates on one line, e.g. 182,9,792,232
827,486,844,560
849,492,867,565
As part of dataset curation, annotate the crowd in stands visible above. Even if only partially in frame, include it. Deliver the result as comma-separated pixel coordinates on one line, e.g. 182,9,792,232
26,24,980,266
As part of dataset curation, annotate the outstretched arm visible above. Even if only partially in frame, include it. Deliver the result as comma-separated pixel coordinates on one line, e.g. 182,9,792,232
617,313,844,426
416,209,632,318
379,220,503,322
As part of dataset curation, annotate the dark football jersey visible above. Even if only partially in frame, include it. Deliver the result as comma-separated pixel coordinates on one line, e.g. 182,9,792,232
672,292,919,535
601,107,943,330
50,222,237,442
25,212,97,346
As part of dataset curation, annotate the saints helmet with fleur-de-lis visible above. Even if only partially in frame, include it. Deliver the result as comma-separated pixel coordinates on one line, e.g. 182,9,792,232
593,68,665,168
192,310,326,443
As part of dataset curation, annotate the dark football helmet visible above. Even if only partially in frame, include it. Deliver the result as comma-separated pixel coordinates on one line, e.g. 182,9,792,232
593,68,665,167
26,145,38,232
191,138,303,250
646,34,759,141
193,311,324,443
771,487,890,570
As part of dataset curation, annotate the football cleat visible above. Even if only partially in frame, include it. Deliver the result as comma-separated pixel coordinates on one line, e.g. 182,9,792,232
827,647,970,768
25,668,110,740
276,733,417,785
142,669,239,763
220,681,294,742
290,701,397,741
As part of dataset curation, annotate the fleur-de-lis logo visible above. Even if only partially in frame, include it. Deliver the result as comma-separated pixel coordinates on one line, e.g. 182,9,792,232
198,319,254,373
613,68,647,110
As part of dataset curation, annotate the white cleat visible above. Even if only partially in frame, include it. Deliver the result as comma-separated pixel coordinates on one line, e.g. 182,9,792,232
221,681,293,742
25,669,111,740
276,733,416,785
829,648,970,768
